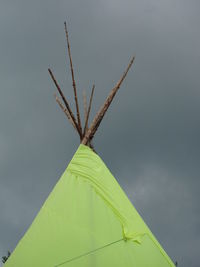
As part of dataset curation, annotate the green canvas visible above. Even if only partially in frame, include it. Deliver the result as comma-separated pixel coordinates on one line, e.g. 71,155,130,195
4,145,175,267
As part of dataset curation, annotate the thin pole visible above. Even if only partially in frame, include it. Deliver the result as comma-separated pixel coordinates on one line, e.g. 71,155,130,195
48,68,82,139
64,22,82,138
54,94,76,130
83,85,95,136
82,56,135,145
82,90,88,131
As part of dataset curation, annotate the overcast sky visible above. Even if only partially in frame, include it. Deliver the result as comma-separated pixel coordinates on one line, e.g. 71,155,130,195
0,1,200,266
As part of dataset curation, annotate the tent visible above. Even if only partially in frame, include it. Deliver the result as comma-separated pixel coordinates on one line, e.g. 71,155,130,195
4,23,175,267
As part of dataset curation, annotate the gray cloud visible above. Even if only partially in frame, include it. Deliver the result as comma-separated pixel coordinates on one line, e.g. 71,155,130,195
0,1,200,266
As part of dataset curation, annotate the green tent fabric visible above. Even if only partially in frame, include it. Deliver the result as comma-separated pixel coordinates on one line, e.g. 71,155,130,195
5,144,175,267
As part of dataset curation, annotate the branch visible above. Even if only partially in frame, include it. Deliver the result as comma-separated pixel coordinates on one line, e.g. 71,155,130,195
83,85,95,136
64,22,82,137
54,94,76,130
82,56,135,145
82,90,88,131
48,68,82,139
82,89,96,152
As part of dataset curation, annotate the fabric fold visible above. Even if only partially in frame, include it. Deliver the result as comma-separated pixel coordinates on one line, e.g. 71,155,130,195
68,145,174,266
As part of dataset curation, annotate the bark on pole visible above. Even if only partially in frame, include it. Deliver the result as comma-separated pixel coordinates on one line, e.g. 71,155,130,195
83,85,95,136
83,90,88,130
54,94,76,130
64,22,82,138
82,56,135,145
48,68,82,139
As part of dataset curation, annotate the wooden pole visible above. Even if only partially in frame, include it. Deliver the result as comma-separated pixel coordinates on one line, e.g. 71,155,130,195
48,68,82,139
64,22,82,137
54,94,76,130
83,90,88,131
82,56,135,145
83,85,95,136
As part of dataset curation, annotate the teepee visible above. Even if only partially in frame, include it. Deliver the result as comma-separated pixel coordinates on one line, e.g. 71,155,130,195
4,23,175,267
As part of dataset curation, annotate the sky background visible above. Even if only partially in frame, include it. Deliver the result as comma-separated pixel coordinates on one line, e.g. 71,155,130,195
0,1,200,266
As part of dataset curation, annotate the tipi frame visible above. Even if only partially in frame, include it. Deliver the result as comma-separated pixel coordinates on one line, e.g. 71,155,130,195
48,22,135,150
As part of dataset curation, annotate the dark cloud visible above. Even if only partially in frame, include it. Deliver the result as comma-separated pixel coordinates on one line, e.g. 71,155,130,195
0,1,199,266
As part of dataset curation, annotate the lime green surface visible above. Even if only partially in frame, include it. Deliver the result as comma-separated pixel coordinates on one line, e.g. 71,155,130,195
5,144,175,266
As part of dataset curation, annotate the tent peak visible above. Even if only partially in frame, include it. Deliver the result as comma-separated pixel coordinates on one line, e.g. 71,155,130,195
48,22,135,150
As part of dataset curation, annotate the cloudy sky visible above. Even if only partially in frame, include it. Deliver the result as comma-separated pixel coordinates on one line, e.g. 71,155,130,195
0,1,199,266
